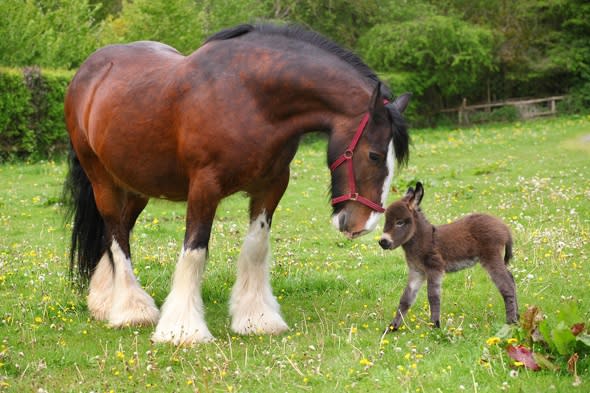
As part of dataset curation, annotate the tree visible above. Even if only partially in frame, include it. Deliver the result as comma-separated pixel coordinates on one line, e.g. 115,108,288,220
0,0,98,69
100,0,205,53
357,9,496,120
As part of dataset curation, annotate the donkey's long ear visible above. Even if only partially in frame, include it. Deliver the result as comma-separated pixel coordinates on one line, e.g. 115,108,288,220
414,182,424,206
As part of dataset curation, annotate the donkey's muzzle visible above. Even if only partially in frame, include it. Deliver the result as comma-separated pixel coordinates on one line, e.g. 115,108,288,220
379,238,393,250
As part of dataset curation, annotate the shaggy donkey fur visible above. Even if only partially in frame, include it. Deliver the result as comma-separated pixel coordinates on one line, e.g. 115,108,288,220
379,182,518,332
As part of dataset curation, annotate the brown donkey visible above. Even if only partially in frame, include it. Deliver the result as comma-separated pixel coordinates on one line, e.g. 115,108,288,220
378,182,518,332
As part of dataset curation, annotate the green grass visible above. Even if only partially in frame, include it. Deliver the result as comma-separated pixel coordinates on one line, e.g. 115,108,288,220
1,115,589,392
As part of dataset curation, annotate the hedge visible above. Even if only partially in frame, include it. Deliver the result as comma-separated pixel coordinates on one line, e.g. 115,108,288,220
0,66,73,162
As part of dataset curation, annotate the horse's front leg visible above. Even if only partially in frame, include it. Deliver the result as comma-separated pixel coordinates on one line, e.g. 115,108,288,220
230,172,290,335
152,188,219,345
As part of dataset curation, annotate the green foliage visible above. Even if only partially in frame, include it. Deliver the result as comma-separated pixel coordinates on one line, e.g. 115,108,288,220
1,0,589,127
0,0,99,69
100,0,205,52
0,68,34,160
0,67,71,162
495,303,590,373
357,12,496,120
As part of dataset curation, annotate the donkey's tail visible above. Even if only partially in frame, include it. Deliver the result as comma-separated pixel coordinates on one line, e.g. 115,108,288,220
63,148,106,286
504,235,513,265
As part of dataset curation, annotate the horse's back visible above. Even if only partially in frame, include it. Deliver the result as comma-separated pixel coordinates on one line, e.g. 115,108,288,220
65,41,192,198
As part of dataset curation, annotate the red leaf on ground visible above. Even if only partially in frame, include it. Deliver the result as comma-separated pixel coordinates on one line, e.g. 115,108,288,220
571,323,585,336
568,353,579,375
506,345,541,371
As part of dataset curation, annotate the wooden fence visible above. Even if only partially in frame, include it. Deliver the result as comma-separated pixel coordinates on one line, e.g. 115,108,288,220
441,95,566,124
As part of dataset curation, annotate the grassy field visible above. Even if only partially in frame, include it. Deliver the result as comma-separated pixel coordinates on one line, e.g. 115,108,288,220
1,115,589,392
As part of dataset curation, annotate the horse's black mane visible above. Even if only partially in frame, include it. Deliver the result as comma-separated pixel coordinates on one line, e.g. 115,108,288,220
205,23,391,98
205,23,409,166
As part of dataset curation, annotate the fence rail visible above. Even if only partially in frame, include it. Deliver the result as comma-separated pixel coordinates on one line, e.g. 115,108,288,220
441,95,566,124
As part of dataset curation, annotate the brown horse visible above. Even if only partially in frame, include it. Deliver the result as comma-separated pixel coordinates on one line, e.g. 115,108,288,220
64,23,410,345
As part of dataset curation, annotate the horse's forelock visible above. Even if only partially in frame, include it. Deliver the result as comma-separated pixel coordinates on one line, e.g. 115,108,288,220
386,104,410,167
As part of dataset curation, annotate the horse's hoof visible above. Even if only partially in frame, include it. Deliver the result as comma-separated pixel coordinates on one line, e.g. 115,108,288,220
108,291,160,327
151,328,215,345
231,313,289,336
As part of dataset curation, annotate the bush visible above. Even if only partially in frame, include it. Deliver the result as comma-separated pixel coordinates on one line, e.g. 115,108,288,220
0,67,72,162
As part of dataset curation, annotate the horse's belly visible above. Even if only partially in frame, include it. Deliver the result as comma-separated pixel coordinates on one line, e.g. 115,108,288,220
95,131,189,199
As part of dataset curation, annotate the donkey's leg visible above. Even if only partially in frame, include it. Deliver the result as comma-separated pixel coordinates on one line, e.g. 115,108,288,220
482,258,519,324
152,187,219,344
230,172,290,335
426,271,444,328
388,268,425,331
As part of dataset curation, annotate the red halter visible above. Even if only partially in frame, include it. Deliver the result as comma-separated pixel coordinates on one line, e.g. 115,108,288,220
329,103,388,213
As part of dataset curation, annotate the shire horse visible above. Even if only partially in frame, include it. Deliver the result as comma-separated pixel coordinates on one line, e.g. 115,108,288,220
64,23,410,344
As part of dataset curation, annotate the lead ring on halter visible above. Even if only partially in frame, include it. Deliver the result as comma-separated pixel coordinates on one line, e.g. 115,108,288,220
329,100,390,213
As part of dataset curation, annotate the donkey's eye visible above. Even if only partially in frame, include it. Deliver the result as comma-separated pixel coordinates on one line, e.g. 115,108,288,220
395,220,405,227
368,152,382,163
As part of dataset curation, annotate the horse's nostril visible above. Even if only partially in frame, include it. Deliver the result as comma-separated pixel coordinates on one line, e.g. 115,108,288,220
379,238,391,249
338,212,347,231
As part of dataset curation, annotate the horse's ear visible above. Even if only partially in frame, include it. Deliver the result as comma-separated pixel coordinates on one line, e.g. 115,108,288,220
393,93,412,114
414,182,424,206
369,82,386,113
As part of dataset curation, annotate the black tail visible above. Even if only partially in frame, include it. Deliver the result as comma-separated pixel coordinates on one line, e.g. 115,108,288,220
504,236,513,264
63,148,106,285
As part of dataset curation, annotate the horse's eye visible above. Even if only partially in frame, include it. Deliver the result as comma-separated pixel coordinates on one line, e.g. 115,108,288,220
368,152,381,163
395,220,405,227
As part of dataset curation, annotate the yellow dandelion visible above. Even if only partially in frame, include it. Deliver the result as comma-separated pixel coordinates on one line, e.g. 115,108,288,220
486,336,501,346
359,358,373,367
507,338,518,345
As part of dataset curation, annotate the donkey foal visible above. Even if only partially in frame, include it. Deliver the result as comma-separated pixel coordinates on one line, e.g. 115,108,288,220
379,182,518,332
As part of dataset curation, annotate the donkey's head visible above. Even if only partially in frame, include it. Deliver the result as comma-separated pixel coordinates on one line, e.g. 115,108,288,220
329,84,411,239
378,182,424,250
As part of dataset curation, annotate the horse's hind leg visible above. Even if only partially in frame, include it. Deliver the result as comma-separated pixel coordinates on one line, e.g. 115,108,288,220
481,255,519,324
230,172,290,335
89,187,159,327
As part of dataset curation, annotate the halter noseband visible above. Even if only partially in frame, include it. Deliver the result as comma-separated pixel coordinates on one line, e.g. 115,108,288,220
329,101,389,213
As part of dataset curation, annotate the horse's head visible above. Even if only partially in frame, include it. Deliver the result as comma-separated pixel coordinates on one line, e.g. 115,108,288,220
329,85,410,239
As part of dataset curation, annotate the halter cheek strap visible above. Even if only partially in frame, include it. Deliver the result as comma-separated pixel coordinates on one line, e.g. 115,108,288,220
329,101,389,213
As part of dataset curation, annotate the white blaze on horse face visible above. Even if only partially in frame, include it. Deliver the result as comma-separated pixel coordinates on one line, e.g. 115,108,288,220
230,212,289,335
152,247,214,344
364,139,395,232
106,240,159,327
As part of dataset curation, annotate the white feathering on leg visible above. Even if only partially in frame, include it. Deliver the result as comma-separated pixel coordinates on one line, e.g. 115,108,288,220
108,240,159,327
152,248,214,344
230,212,288,335
87,251,114,321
